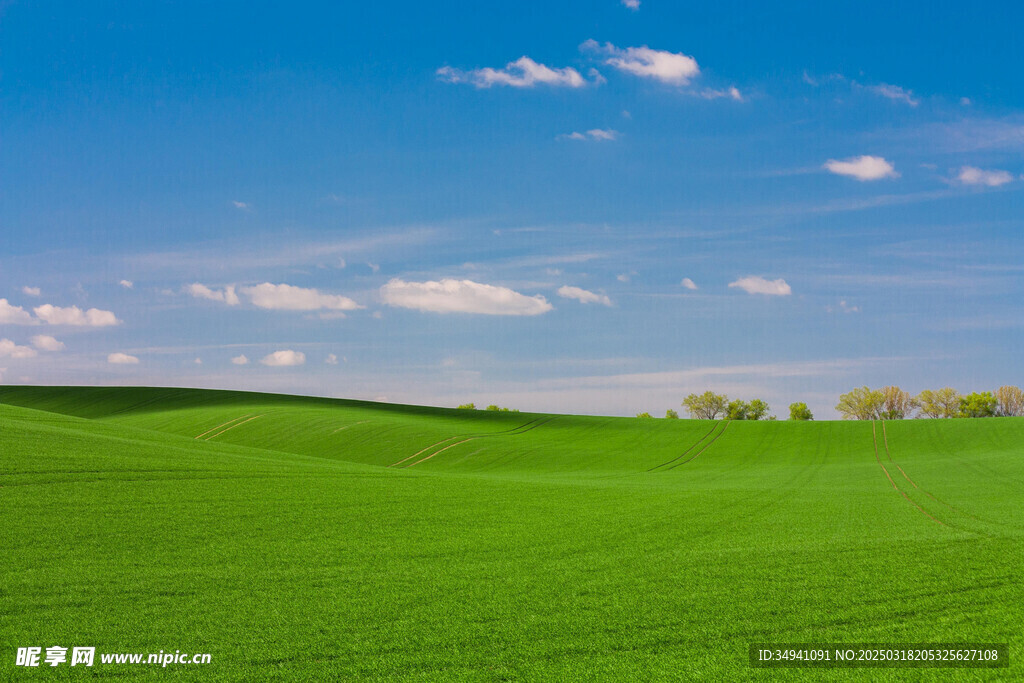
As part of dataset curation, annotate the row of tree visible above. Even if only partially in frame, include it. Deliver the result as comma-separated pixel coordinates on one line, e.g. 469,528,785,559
457,403,520,412
835,386,1024,420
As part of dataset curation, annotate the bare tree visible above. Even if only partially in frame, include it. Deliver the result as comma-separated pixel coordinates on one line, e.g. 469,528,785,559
995,386,1024,417
880,386,918,419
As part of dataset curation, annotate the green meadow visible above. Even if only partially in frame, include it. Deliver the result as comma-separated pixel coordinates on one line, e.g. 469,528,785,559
1,386,1021,680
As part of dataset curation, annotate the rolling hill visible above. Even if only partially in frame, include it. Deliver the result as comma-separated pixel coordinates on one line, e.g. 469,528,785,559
1,386,1020,680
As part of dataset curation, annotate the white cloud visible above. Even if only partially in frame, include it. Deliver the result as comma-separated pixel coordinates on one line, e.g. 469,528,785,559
960,97,971,106
823,155,899,181
231,354,249,365
0,299,36,325
581,40,699,85
108,352,139,365
728,276,792,296
866,83,919,106
560,128,619,141
186,283,240,305
366,262,380,273
381,278,553,316
194,357,202,365
31,335,65,351
241,282,362,311
698,86,743,101
260,350,306,367
622,0,640,8
21,286,41,297
119,280,134,289
0,339,38,358
232,200,251,211
325,353,338,365
956,165,1014,187
681,278,698,290
557,285,613,306
437,56,589,89
33,304,120,327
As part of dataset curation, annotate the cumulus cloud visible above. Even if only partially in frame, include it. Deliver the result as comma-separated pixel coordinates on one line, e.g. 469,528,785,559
186,283,240,305
681,278,698,290
728,276,792,296
260,350,306,367
22,286,40,297
437,57,589,89
325,353,338,365
0,299,36,325
0,339,38,358
560,128,619,141
108,352,139,365
381,278,553,316
33,304,120,327
557,286,613,306
956,166,1014,187
823,155,899,181
231,354,249,365
241,282,362,311
622,0,640,8
866,83,919,106
119,280,134,289
31,335,65,351
581,40,699,85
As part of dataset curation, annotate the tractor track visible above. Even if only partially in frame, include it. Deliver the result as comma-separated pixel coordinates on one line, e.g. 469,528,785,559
647,422,722,472
872,421,946,527
388,416,558,468
194,415,253,440
661,420,732,471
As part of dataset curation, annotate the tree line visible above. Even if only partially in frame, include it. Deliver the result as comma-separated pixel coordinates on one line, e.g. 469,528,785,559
835,386,1024,420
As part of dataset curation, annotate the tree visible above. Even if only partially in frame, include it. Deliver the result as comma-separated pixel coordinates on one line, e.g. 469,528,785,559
726,399,749,420
835,386,884,420
682,391,728,420
916,388,961,418
457,403,476,410
636,412,653,419
959,392,997,418
664,409,679,419
880,386,917,420
747,399,770,421
789,402,813,420
484,405,519,412
995,386,1024,417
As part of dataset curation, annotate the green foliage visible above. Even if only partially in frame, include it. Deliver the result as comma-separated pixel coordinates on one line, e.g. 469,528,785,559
457,403,476,410
836,386,884,420
789,402,813,421
879,386,917,420
726,399,749,420
746,399,770,421
916,387,961,419
682,391,728,419
635,412,653,419
664,409,679,419
485,404,519,412
959,391,997,418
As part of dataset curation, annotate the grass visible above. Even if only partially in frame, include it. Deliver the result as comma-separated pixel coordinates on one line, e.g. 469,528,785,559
0,386,1021,680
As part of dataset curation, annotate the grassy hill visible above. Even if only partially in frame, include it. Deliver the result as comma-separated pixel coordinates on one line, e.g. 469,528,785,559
1,386,1021,680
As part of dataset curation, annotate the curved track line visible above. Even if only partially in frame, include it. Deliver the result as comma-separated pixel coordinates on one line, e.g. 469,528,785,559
387,416,554,468
204,415,262,441
664,420,732,471
404,438,477,468
647,422,721,472
881,421,982,521
332,421,370,434
872,421,945,526
195,415,252,440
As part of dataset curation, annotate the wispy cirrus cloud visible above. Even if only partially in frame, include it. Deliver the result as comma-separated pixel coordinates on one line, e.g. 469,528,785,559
381,278,553,316
559,128,619,141
864,83,919,106
437,57,592,89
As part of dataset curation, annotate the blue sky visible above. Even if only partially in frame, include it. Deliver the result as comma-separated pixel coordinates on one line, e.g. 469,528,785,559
1,0,1022,417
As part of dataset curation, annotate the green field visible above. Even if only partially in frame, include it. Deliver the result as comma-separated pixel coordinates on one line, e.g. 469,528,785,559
1,386,1021,680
